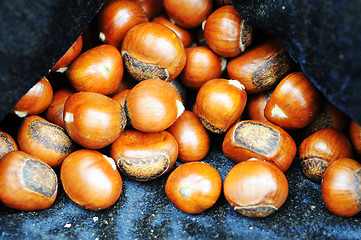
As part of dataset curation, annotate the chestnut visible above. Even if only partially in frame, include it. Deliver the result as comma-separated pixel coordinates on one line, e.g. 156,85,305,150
264,72,324,130
204,5,253,58
163,0,213,29
133,0,164,20
61,149,122,210
45,88,75,128
245,89,273,122
169,79,188,106
321,158,361,217
121,22,186,82
165,161,222,214
12,77,53,118
67,44,124,96
303,101,349,138
179,46,225,90
152,14,195,48
298,128,354,182
125,79,184,132
0,151,58,211
112,89,130,108
193,78,247,134
223,159,288,217
227,39,294,94
17,115,76,168
167,110,210,162
51,35,83,73
222,120,297,172
0,131,18,160
349,120,361,156
110,129,178,181
97,0,148,48
63,91,127,149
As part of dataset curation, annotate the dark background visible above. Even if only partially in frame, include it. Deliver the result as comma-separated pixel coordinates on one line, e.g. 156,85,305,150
1,0,361,239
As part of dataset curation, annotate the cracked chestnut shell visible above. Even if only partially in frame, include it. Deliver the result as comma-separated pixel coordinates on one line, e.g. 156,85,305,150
121,22,186,82
110,129,178,181
0,151,58,211
322,158,361,217
223,159,288,218
17,115,76,168
193,78,247,134
298,128,354,182
227,39,293,94
165,161,222,214
222,120,296,172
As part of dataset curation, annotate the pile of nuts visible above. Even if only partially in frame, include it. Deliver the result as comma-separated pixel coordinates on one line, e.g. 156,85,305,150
0,0,361,219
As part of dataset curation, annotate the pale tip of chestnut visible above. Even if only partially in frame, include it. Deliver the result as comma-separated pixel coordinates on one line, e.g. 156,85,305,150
102,154,117,171
176,99,185,118
64,112,74,124
239,19,246,52
14,110,28,118
99,32,106,43
99,61,113,79
271,104,287,119
228,80,245,90
220,57,228,72
201,20,206,30
56,67,68,73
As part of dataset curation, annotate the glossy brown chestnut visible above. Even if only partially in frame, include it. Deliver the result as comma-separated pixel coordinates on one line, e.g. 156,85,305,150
223,159,288,217
321,158,361,217
61,149,122,210
67,44,123,95
12,77,53,118
97,0,148,48
227,39,294,94
63,91,127,149
0,151,58,211
152,14,195,48
204,5,253,58
179,46,225,90
110,129,178,181
193,78,247,134
112,89,130,108
299,128,354,182
163,0,213,29
165,162,222,214
121,22,186,82
17,115,76,168
264,72,324,130
245,89,273,122
0,131,18,160
303,101,349,138
349,120,361,156
125,79,184,132
45,88,75,128
51,35,83,72
167,110,210,162
133,0,164,20
222,120,297,172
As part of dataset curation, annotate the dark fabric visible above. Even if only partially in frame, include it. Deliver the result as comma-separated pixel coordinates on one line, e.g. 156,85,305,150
0,0,104,121
232,0,361,125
